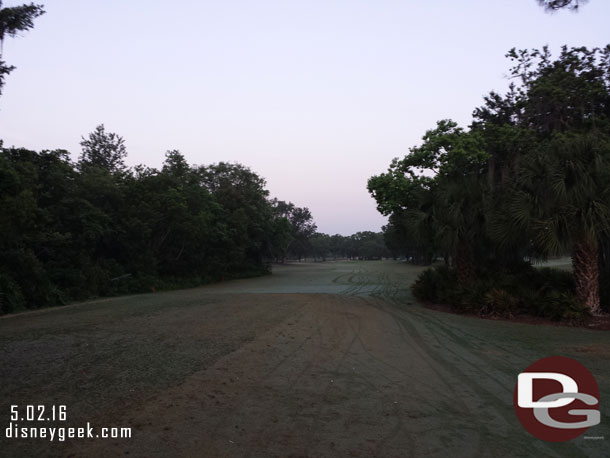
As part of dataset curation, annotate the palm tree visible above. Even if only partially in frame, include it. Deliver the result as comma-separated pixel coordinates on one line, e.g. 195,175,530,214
510,132,610,314
432,173,487,283
490,46,610,314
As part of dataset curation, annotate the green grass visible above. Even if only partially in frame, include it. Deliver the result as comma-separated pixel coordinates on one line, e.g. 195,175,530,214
0,260,607,457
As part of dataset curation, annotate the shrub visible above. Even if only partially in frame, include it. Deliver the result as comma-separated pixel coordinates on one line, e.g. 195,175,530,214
0,273,26,314
481,288,518,318
411,268,441,302
410,263,588,322
532,288,589,322
411,265,455,302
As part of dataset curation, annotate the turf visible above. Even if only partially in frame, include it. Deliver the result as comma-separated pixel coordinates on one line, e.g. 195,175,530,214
0,261,607,457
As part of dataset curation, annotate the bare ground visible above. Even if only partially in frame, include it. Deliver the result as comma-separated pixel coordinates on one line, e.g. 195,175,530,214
0,261,608,457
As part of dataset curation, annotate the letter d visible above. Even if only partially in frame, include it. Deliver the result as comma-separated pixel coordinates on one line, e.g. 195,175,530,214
518,372,578,408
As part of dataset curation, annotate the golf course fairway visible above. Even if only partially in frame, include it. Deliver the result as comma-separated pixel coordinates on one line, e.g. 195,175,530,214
0,261,608,457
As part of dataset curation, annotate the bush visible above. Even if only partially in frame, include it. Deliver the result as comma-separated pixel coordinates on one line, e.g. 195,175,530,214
411,268,440,302
410,263,589,322
481,288,518,318
531,288,589,322
0,273,26,314
411,265,455,302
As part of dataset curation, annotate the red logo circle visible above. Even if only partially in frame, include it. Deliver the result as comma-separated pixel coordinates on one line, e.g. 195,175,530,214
513,356,600,441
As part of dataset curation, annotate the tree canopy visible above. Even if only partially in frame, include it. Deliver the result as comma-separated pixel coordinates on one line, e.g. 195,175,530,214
79,124,128,173
369,46,610,316
0,127,302,313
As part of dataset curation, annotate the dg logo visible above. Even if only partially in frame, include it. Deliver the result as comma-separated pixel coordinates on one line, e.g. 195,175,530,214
514,356,601,441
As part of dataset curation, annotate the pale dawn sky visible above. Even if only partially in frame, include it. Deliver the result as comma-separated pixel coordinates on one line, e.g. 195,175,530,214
1,0,609,234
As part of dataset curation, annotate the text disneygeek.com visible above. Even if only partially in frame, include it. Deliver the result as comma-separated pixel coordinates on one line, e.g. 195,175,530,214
5,405,131,442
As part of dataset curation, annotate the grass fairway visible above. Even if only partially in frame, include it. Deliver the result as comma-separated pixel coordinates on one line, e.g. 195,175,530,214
0,261,608,457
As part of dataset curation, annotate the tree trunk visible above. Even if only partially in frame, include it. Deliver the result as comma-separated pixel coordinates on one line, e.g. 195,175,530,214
572,237,601,314
455,244,474,284
599,235,610,311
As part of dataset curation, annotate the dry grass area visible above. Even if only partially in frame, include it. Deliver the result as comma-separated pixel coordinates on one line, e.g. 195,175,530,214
0,261,608,457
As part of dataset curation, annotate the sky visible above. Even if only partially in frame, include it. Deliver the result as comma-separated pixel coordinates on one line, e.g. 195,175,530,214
1,0,609,235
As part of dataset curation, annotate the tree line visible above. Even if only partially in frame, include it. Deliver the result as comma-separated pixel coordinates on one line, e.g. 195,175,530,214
0,126,323,313
369,46,610,319
268,201,390,262
0,125,392,313
305,231,389,261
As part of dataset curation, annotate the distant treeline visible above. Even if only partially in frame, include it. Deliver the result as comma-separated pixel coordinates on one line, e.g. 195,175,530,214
303,231,389,261
0,127,322,313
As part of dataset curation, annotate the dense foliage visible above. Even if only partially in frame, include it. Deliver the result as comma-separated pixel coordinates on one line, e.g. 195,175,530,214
0,125,393,314
369,46,610,318
0,130,303,313
411,264,588,321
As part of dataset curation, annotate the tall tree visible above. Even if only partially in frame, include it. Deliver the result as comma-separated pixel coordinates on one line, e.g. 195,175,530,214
270,200,317,260
0,1,44,97
509,133,610,314
287,206,317,260
79,124,128,173
481,46,610,314
368,120,488,281
198,162,274,268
